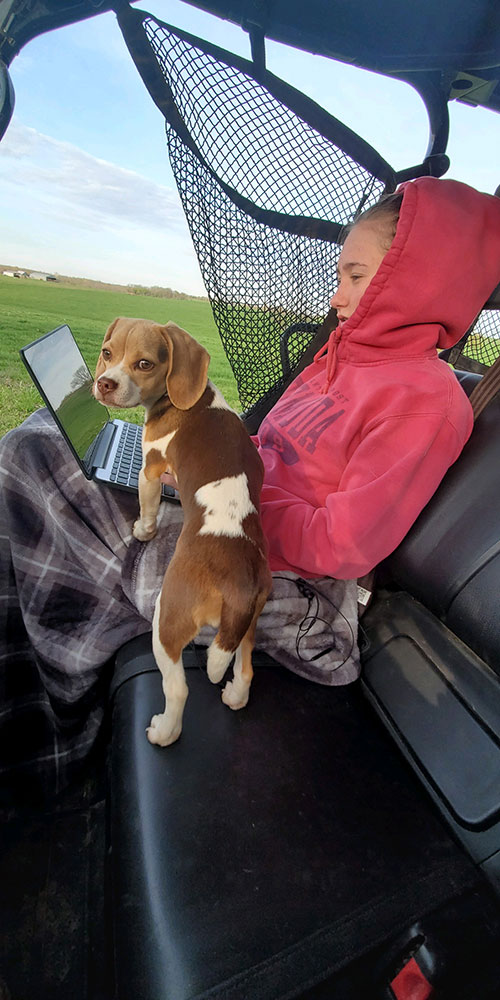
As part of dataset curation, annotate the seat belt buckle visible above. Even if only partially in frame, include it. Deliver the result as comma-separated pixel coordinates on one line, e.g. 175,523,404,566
390,955,434,999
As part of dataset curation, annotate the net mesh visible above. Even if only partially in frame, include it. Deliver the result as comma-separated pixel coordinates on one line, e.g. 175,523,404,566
139,14,392,409
120,9,500,401
461,309,500,371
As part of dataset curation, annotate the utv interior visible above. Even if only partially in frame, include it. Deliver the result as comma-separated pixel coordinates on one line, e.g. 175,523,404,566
1,1,500,998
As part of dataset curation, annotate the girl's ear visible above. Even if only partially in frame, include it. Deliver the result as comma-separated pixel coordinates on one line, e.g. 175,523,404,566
161,321,210,409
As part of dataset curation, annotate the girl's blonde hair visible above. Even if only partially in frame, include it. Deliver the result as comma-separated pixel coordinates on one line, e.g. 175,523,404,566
341,191,403,252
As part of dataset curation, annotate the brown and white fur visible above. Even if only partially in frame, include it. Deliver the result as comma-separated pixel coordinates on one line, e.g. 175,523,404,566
94,317,272,746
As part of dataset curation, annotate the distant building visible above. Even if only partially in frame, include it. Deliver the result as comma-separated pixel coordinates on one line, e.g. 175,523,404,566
29,271,57,281
2,270,22,278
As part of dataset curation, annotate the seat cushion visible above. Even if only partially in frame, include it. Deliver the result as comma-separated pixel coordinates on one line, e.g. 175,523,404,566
109,634,479,1000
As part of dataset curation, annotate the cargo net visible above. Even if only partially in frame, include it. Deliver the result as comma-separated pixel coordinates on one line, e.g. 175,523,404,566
118,8,394,411
458,308,500,372
117,7,499,406
165,128,347,409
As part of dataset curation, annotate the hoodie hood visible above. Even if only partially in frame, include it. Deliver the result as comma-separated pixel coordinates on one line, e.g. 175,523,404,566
319,177,500,374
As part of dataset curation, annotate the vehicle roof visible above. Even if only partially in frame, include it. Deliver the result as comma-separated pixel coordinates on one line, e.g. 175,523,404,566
189,0,500,114
2,1,500,115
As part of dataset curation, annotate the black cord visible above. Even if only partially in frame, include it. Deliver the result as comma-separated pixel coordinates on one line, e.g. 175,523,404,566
274,575,356,671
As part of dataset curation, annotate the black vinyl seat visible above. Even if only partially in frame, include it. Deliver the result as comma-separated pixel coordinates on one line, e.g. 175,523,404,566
361,371,500,889
382,372,500,666
109,643,484,1000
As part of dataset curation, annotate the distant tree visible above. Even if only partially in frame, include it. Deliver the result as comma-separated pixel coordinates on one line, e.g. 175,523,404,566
71,365,93,393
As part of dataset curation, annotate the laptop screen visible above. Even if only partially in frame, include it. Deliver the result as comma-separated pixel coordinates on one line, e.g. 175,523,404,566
20,325,109,472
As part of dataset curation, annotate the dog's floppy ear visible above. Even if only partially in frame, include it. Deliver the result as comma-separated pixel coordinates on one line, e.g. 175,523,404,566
162,321,210,409
104,317,121,343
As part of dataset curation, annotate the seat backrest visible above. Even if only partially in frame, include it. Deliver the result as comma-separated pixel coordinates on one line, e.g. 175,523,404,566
385,370,500,676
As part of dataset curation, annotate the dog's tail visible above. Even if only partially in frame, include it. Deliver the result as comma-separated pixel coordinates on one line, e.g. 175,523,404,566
206,571,271,683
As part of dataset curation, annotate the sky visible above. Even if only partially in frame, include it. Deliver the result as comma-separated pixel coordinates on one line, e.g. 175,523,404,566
1,0,499,296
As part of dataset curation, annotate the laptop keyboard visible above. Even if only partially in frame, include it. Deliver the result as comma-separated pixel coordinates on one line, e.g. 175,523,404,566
109,422,143,488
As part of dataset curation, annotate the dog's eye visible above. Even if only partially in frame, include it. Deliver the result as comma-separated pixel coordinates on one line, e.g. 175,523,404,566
102,349,111,360
138,359,154,371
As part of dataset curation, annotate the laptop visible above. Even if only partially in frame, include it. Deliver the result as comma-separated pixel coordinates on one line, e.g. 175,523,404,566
20,324,180,503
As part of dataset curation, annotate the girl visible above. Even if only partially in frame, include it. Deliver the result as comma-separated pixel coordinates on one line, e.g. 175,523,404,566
254,177,500,579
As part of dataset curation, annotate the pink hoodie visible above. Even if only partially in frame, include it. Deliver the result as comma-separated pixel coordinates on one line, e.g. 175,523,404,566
255,177,500,579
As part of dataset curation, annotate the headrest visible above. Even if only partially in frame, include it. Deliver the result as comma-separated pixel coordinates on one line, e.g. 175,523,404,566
485,281,500,310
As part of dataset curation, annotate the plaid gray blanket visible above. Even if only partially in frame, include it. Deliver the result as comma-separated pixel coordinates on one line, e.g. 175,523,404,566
0,410,359,794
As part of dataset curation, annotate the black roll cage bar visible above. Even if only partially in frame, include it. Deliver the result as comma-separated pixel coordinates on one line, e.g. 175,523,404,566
2,0,499,183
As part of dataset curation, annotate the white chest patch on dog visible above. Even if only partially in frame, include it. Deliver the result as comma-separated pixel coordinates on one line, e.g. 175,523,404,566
196,473,256,537
143,429,177,458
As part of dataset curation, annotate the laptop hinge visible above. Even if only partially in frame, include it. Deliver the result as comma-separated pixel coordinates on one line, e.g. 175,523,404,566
91,422,116,470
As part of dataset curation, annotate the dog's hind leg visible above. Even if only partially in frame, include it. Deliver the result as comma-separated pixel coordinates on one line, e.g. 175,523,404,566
220,640,251,710
221,589,269,710
206,590,253,684
206,639,235,684
147,588,195,747
206,593,254,685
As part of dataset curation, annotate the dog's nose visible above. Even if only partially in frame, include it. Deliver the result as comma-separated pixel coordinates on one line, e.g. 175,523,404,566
97,375,118,395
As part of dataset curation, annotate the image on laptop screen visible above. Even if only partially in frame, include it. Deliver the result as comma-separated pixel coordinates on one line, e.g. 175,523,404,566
21,325,109,469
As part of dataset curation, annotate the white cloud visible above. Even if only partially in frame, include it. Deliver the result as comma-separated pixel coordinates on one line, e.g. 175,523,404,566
0,122,186,231
0,121,206,294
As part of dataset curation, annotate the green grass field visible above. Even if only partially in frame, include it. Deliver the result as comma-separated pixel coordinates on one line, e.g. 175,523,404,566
0,275,239,438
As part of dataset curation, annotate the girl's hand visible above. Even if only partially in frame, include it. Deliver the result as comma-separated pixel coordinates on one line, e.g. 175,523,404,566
160,472,178,490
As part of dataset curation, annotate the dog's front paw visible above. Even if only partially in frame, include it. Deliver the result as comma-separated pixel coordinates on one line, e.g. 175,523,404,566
146,713,182,746
133,518,158,542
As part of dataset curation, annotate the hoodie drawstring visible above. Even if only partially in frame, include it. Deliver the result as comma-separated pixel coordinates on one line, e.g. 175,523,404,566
321,325,343,393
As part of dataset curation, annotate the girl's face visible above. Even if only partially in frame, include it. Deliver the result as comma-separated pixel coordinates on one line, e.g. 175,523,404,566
330,222,387,322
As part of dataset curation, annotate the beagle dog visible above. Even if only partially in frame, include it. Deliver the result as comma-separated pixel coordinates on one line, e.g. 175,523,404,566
94,317,272,746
